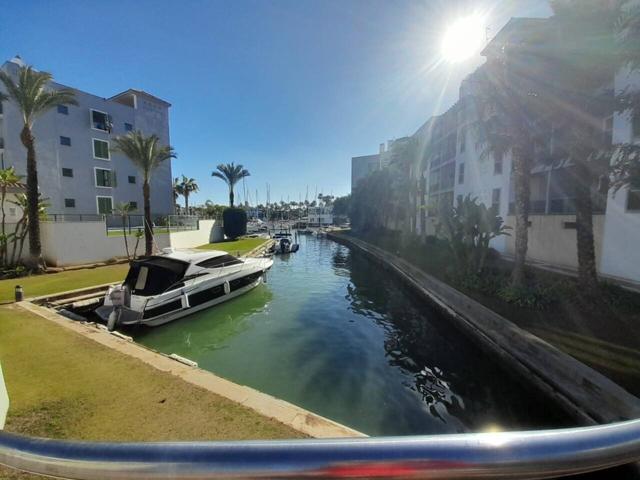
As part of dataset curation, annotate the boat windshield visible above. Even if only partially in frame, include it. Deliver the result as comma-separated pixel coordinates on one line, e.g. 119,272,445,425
123,257,190,296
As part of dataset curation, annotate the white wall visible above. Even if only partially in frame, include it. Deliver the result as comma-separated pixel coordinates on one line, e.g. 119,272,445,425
599,68,640,283
40,219,216,267
505,214,605,270
168,220,215,249
453,131,512,253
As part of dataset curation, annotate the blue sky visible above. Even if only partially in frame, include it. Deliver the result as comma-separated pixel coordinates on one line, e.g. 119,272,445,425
0,0,551,206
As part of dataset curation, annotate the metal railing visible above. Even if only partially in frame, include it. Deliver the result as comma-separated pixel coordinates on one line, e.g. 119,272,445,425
1,419,640,479
42,214,202,234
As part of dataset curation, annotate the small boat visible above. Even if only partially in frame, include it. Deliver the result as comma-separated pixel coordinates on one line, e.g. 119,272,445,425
96,249,273,330
271,237,299,254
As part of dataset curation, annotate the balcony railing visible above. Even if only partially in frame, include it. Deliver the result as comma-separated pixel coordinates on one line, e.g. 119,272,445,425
1,419,640,479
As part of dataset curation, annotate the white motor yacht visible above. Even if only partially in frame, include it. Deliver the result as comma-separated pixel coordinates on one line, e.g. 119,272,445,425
96,249,273,330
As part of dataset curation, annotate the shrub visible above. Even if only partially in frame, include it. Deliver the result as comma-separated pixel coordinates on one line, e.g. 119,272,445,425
497,283,557,310
222,207,247,239
437,195,511,276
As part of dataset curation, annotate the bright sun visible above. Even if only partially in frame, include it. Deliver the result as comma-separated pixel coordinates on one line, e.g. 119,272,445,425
441,14,486,63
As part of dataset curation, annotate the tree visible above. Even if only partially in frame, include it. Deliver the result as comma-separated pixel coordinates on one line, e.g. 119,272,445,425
546,1,623,295
172,177,182,212
332,194,351,220
177,175,199,213
113,131,176,256
387,137,419,236
0,167,23,266
113,202,135,259
471,57,541,288
8,194,49,267
350,169,395,232
610,2,640,193
0,65,77,270
211,163,250,207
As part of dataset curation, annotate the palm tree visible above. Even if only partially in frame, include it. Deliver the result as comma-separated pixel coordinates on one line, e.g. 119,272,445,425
113,202,135,259
0,66,77,269
611,3,640,194
178,175,199,213
545,1,621,295
173,177,182,213
8,194,49,267
112,131,176,256
472,57,541,288
211,163,250,207
0,167,23,266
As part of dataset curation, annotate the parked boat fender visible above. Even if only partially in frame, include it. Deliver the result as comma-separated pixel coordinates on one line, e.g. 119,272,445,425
224,281,231,295
107,308,121,332
181,290,190,309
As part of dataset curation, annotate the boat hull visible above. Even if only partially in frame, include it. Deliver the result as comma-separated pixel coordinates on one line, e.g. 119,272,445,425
137,276,264,327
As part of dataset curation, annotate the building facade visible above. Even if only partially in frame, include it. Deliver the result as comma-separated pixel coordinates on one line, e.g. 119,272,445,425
0,57,174,217
350,17,640,284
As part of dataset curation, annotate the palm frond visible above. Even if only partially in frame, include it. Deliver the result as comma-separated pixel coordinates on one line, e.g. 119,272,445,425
112,131,176,182
0,66,77,126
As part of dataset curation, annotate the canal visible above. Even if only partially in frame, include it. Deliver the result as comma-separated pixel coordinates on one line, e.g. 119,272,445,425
134,235,570,436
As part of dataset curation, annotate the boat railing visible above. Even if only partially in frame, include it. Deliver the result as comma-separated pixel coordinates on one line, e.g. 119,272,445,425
1,419,640,479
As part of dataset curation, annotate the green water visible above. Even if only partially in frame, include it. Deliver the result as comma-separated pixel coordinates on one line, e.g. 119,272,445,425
134,235,568,436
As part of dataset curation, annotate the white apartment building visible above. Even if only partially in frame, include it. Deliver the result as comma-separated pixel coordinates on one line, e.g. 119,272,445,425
351,18,640,284
0,56,174,218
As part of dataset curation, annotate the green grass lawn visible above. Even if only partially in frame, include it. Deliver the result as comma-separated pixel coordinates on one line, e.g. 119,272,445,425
0,264,129,303
0,305,303,479
197,237,268,256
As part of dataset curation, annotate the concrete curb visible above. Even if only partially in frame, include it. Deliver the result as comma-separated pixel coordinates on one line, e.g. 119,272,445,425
17,301,366,439
243,239,275,258
329,232,640,425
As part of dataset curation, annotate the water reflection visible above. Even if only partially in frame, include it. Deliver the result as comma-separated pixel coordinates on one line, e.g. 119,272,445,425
136,235,570,436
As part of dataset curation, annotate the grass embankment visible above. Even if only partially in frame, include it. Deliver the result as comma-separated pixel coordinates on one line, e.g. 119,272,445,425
345,229,640,397
197,237,268,256
0,304,303,479
0,264,129,303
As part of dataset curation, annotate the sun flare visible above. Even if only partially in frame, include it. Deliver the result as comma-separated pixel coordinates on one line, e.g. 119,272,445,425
441,14,486,63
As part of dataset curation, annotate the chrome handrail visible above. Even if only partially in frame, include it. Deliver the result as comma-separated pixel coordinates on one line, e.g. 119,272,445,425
1,419,640,479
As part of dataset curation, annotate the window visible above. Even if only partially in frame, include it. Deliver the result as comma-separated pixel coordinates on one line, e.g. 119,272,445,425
128,175,136,184
492,188,501,211
628,189,640,212
96,196,113,214
633,113,640,140
603,116,613,145
494,157,503,175
129,201,138,210
62,168,73,178
64,198,76,208
458,163,465,184
57,105,68,115
196,254,243,269
60,136,71,146
124,122,133,132
95,168,115,187
458,126,466,153
91,109,111,131
93,139,110,159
